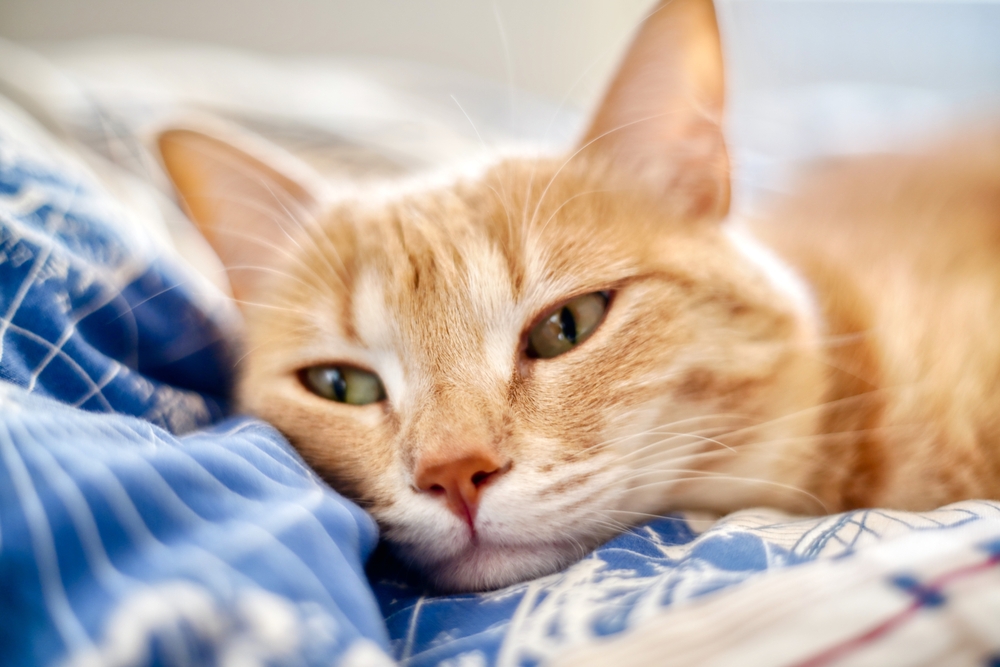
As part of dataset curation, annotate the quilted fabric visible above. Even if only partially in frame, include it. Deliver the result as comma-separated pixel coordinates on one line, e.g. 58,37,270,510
550,519,1000,667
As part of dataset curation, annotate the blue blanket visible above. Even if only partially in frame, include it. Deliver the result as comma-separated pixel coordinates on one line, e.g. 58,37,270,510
3,94,1000,667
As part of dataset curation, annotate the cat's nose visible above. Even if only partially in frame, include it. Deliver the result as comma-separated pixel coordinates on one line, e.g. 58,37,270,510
414,449,508,528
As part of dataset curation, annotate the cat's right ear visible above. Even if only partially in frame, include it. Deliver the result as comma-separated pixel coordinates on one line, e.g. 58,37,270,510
158,128,322,300
580,0,729,219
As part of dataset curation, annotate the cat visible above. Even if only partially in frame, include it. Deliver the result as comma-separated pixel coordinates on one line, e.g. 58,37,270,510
157,0,1000,592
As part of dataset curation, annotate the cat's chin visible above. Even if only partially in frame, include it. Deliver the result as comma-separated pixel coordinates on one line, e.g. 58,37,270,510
399,538,581,593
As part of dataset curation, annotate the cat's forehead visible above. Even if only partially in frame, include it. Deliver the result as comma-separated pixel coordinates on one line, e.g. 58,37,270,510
338,157,682,303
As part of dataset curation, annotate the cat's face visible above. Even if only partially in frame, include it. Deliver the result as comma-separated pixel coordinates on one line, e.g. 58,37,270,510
237,157,822,590
159,0,825,590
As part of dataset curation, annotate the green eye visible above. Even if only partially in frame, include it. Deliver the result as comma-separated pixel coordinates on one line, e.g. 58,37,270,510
527,291,610,359
301,365,386,405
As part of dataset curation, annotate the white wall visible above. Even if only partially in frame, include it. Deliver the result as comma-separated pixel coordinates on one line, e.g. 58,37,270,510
0,0,655,111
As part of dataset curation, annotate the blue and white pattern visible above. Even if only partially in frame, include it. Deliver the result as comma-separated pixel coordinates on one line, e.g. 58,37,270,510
0,387,391,667
0,98,392,666
0,97,230,434
543,518,1000,667
369,501,1000,666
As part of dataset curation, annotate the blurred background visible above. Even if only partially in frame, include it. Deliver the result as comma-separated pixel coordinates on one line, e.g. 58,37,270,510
1,0,999,210
6,1,655,111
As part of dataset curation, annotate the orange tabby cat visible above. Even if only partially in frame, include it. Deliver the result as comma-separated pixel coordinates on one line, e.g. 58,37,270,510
158,0,1000,591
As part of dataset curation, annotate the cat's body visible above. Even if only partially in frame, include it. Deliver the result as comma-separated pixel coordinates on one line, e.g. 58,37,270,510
158,0,1000,591
750,138,1000,512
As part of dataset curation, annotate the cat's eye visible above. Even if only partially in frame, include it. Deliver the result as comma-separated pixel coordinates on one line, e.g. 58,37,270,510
527,291,610,359
300,365,386,405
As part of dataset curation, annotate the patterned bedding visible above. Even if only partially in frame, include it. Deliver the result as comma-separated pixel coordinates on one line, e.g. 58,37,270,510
0,92,391,667
2,40,1000,667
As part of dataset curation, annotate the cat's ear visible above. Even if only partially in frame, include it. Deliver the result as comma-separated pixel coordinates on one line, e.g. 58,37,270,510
580,0,729,219
158,128,322,300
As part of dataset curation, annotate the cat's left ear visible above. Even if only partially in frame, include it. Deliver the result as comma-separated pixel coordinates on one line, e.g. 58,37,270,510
580,0,729,219
158,128,323,301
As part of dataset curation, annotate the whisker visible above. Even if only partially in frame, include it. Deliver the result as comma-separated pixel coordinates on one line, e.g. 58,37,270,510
205,194,348,292
619,474,828,513
229,298,316,316
589,412,753,450
600,508,702,525
491,1,517,128
258,178,352,289
450,94,490,153
534,188,614,239
541,0,673,144
585,423,743,458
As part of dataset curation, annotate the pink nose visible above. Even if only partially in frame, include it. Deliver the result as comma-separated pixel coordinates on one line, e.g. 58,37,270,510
415,449,507,528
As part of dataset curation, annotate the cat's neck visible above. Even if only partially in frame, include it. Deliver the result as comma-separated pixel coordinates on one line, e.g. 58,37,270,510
799,257,888,512
747,141,1000,511
726,218,887,512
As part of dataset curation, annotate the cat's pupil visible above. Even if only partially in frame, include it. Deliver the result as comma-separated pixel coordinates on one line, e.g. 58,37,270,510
559,306,577,343
329,369,348,402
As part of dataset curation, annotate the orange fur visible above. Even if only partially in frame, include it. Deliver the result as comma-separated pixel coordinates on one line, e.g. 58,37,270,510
158,0,1000,591
753,135,1000,511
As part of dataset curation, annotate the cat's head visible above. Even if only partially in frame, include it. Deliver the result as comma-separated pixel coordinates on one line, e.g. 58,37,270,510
159,0,825,591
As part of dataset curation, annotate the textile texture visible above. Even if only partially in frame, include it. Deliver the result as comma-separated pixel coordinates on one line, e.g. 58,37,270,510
0,99,391,667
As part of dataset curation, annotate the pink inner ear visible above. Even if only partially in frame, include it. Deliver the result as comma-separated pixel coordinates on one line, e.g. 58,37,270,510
159,129,321,300
579,0,730,219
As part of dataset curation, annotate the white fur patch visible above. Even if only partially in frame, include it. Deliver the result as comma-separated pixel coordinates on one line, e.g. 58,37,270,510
352,269,411,409
724,221,822,339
